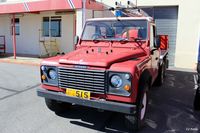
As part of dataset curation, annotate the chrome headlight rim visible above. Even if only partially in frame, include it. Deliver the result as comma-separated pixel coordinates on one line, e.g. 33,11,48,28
110,74,123,88
40,65,58,86
48,69,57,80
108,71,132,97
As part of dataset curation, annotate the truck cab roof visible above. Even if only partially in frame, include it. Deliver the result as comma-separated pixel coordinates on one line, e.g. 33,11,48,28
87,17,154,22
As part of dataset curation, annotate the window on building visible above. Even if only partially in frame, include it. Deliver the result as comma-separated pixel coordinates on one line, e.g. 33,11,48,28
43,17,50,37
42,16,62,37
11,18,20,35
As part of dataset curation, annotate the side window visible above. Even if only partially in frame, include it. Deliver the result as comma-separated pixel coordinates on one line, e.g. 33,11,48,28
42,16,62,37
150,25,154,48
153,25,156,46
42,17,49,37
11,18,20,35
150,25,156,48
51,17,61,37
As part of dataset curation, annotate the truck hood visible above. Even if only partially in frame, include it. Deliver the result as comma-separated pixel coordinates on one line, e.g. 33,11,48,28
59,47,146,68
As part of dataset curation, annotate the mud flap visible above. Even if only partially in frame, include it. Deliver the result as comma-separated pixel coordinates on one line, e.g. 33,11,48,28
194,74,200,110
194,87,200,110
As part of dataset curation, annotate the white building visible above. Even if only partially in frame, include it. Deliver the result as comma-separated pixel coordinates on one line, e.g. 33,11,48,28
99,0,200,69
0,0,104,57
0,0,200,69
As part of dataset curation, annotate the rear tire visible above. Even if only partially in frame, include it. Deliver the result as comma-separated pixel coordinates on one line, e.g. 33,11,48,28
45,98,72,113
125,84,149,131
194,88,200,111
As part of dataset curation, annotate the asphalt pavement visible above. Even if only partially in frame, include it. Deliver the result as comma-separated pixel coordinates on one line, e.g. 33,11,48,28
0,63,200,133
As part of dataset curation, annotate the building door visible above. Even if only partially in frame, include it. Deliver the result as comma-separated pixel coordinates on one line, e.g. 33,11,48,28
41,13,75,56
142,6,178,66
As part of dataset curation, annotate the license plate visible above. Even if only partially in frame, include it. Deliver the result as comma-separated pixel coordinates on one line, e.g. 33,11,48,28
66,88,90,100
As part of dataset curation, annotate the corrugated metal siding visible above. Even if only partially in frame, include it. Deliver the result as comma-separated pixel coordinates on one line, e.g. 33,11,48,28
143,7,178,66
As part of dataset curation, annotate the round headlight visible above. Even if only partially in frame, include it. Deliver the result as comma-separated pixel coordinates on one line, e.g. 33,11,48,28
110,75,123,88
48,69,57,80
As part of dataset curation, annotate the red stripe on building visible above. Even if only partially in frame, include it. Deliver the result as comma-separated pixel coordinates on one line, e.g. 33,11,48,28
0,0,82,14
0,0,103,14
27,0,78,12
0,3,26,14
71,0,82,9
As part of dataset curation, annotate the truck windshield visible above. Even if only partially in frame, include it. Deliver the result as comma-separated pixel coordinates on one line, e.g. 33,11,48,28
82,20,148,42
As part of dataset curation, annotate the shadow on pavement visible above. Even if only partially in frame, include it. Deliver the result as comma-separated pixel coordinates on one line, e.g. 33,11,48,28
58,70,200,133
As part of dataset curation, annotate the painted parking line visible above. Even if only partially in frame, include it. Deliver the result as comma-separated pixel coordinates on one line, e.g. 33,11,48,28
0,83,40,101
0,86,19,93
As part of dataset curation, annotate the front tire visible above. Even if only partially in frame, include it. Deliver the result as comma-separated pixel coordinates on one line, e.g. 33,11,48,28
45,98,72,113
125,85,149,131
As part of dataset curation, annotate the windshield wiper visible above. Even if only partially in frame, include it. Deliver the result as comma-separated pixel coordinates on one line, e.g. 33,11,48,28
119,38,129,44
92,38,101,43
134,39,147,55
119,38,147,55
119,37,143,44
119,38,142,44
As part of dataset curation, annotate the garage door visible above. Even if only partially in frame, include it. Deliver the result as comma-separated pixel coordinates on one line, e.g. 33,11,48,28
142,7,178,66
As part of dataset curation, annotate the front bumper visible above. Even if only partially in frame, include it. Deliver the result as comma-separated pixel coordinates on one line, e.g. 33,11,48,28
37,88,136,114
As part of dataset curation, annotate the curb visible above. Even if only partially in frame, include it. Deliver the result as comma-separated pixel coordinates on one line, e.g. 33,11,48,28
0,59,41,66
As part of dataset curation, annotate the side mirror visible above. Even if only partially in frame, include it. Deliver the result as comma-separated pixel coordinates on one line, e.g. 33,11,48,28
74,36,79,45
154,35,161,48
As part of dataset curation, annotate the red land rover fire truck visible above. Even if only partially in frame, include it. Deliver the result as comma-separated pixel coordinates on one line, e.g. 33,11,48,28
37,2,169,131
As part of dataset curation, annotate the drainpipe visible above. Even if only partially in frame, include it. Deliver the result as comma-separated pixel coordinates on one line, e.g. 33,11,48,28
12,14,16,59
82,0,86,27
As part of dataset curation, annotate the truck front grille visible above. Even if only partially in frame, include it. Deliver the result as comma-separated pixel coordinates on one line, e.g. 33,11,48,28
58,67,106,94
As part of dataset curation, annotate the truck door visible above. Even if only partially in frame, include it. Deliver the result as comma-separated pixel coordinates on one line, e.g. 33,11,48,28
150,24,160,79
